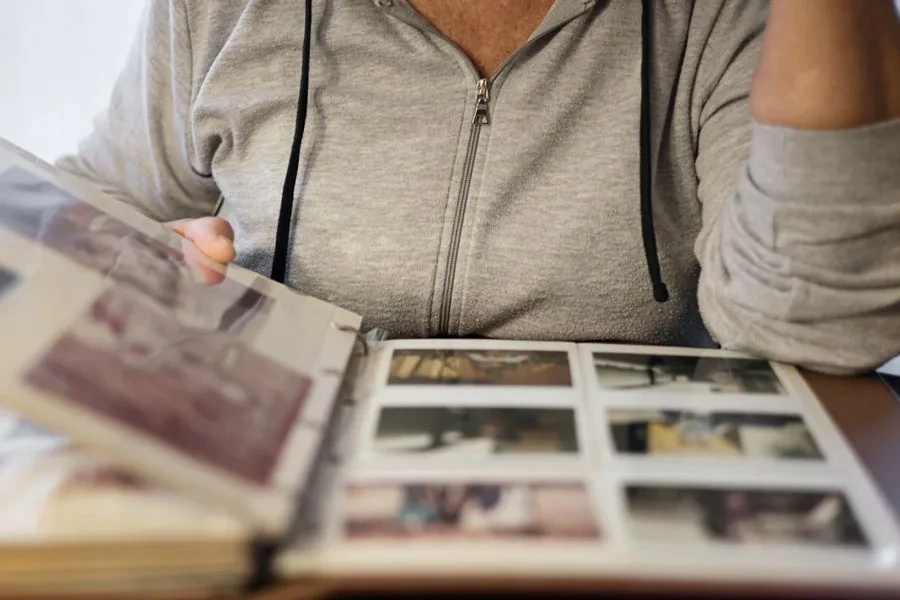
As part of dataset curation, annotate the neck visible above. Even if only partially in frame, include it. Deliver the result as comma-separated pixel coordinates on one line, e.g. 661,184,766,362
406,0,555,77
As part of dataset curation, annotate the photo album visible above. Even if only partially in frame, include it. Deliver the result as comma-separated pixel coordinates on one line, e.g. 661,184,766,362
0,136,899,596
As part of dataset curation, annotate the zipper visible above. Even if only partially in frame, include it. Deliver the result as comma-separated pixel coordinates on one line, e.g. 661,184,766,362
438,77,490,335
380,3,598,336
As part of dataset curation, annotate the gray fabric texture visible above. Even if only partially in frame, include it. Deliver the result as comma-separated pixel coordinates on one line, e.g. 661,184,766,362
57,0,900,373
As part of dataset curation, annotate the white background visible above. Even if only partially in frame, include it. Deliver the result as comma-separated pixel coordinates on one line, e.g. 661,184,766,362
0,0,144,162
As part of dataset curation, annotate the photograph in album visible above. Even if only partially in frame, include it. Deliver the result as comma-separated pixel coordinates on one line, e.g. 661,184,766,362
22,286,312,486
373,406,579,455
343,481,599,540
608,409,823,459
0,167,273,335
592,353,785,395
389,349,572,386
625,485,867,548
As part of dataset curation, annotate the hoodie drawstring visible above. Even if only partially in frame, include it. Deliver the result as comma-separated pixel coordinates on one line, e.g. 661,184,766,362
640,0,669,303
271,0,312,283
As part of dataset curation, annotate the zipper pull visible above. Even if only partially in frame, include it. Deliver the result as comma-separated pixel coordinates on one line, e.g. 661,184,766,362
473,78,490,125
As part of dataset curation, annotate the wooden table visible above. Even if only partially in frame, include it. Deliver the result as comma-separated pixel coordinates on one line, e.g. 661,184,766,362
27,373,900,600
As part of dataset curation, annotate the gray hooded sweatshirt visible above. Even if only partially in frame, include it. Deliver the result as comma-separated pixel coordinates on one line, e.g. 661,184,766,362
58,0,900,373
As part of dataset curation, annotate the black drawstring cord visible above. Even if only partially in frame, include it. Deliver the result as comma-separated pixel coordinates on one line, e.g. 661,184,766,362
640,0,669,303
271,0,312,283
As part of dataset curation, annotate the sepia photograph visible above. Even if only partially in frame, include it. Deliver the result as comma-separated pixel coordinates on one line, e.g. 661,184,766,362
0,168,273,336
22,286,312,486
626,485,867,548
593,353,785,395
373,406,579,455
343,481,599,540
0,265,17,300
388,349,572,386
609,409,823,460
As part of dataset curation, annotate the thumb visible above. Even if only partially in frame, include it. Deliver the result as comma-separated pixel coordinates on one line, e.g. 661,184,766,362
165,217,236,285
165,217,236,265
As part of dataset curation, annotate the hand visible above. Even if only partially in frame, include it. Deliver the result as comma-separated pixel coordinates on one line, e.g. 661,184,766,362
164,217,236,285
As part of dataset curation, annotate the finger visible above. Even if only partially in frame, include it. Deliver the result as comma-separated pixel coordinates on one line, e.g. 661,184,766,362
180,217,236,265
181,238,227,285
163,217,236,285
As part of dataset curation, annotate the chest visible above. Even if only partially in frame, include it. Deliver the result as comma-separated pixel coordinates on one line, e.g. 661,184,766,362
197,0,704,340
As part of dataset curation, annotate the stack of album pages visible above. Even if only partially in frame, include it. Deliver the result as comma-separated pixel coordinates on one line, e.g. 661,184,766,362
1,136,899,597
0,413,248,594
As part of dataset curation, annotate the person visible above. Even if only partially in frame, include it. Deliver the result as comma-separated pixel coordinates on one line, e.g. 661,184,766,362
57,0,900,374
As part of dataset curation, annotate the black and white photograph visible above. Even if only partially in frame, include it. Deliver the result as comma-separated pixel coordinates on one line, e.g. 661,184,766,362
593,353,785,395
389,349,572,386
625,485,867,548
344,481,599,540
0,265,17,300
0,167,272,337
609,409,823,460
373,406,579,455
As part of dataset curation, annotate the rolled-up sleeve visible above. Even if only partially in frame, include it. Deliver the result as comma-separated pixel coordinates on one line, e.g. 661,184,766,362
699,119,900,374
691,1,900,374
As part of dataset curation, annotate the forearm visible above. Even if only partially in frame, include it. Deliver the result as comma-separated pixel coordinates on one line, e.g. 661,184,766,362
751,0,900,129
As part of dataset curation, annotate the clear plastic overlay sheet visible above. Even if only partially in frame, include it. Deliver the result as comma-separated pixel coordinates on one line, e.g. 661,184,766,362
0,137,362,533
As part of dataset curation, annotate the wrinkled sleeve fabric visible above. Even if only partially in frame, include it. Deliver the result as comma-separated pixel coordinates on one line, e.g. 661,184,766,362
56,0,219,222
693,2,900,374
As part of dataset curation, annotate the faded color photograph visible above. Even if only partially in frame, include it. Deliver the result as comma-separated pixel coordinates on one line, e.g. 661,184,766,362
609,410,822,460
373,406,578,455
23,286,311,486
626,486,867,548
388,349,572,386
0,265,17,300
0,168,272,335
0,416,241,541
593,353,785,395
344,481,599,540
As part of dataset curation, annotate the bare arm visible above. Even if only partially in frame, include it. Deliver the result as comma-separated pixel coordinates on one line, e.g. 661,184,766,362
752,0,900,129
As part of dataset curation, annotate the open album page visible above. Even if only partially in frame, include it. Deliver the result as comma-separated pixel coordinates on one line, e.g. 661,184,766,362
0,139,362,534
279,339,900,590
